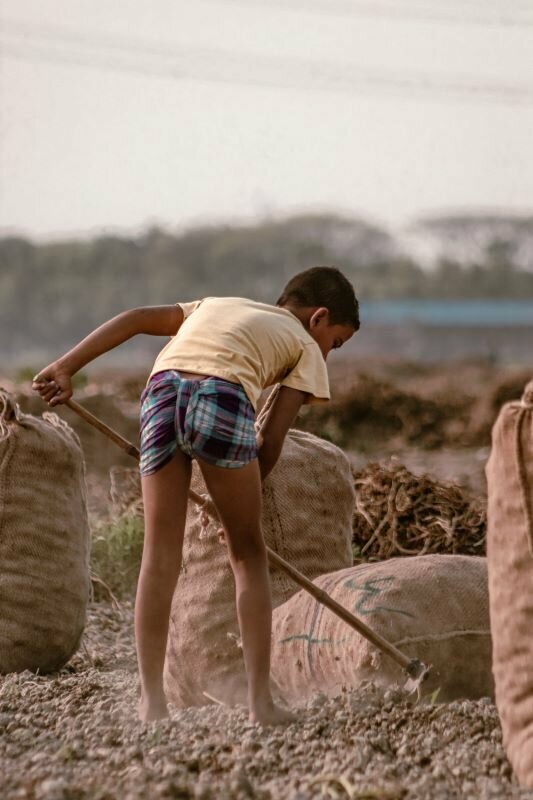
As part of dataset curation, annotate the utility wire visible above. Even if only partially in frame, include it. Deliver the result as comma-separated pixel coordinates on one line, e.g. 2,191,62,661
1,18,217,63
2,20,533,106
202,0,533,28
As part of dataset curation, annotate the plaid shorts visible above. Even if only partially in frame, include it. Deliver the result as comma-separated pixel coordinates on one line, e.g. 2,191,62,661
139,370,258,476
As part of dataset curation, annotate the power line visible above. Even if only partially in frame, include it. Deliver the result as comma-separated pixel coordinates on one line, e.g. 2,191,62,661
1,18,212,64
202,0,533,28
212,0,533,28
2,20,533,106
419,0,532,7
5,43,533,106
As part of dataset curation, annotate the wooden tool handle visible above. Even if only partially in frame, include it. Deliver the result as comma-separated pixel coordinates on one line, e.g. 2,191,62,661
67,398,140,459
66,398,217,517
62,392,419,676
266,548,412,671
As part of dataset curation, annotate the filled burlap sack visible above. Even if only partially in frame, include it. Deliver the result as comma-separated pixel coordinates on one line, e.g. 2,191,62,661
271,554,493,702
486,378,533,788
0,390,90,673
164,429,355,707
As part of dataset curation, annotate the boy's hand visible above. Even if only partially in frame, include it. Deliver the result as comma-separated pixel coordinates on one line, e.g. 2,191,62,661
32,362,73,406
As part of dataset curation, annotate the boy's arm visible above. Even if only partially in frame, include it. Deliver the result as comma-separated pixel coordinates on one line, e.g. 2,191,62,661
257,386,308,481
33,304,184,405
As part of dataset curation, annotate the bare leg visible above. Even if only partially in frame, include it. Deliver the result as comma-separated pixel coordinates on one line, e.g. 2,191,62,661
136,450,191,721
198,458,294,725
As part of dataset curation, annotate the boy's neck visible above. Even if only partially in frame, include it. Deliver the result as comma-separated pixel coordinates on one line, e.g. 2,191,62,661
278,303,311,331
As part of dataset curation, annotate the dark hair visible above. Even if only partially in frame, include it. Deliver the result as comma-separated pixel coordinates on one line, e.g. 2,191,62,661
277,266,360,330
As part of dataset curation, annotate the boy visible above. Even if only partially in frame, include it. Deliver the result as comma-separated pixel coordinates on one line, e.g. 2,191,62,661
33,266,359,725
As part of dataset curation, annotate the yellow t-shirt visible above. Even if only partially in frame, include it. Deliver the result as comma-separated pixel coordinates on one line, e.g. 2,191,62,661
149,297,330,410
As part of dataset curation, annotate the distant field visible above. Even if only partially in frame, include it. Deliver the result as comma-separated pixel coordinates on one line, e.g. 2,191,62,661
339,321,533,363
5,319,533,370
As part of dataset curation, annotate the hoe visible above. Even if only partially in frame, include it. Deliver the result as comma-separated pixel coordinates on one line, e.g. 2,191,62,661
50,389,430,693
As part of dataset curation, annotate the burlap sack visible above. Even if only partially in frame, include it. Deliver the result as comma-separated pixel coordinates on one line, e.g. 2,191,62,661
0,390,90,673
486,378,533,788
164,429,355,707
271,554,492,702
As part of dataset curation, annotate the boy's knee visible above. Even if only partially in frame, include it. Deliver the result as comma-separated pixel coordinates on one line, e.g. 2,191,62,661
226,527,265,563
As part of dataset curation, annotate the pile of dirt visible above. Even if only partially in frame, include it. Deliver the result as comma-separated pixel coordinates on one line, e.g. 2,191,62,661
299,367,531,452
466,370,532,446
298,373,470,450
0,601,523,799
352,463,486,560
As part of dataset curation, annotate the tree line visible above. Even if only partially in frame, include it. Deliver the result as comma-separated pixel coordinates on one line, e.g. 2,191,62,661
2,214,532,361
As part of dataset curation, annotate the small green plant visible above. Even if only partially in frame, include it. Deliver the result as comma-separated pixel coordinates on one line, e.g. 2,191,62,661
352,542,363,562
91,512,145,599
429,687,441,704
72,372,89,390
16,366,38,383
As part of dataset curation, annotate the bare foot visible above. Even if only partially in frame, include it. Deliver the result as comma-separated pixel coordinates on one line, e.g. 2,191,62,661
249,701,296,726
139,694,169,722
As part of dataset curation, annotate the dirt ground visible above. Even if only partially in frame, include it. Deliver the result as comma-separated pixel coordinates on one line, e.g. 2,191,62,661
1,359,532,798
1,603,531,800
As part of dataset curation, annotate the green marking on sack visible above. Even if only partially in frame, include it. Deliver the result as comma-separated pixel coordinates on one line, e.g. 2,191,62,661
278,634,350,646
343,576,415,618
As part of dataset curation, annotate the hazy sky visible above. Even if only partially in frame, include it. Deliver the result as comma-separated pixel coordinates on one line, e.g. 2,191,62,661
1,0,533,240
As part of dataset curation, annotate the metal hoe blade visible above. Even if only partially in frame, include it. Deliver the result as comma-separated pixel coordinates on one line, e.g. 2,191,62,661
404,658,432,694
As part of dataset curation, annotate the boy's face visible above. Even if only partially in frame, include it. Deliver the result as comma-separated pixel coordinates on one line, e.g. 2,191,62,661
308,308,356,359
